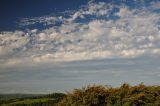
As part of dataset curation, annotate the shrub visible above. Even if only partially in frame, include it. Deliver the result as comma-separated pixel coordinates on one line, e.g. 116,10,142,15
56,84,160,106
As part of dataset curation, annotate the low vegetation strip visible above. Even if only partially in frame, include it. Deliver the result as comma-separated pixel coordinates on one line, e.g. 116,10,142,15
0,93,65,106
0,84,160,106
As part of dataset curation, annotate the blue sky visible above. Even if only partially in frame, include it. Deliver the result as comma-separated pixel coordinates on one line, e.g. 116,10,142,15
0,0,160,94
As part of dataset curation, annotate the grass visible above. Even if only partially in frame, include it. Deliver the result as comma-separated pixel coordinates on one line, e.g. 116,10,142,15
9,98,54,105
0,93,65,106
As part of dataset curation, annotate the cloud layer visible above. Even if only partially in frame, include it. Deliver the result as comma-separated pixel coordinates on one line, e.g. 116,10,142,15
0,0,160,93
0,1,160,65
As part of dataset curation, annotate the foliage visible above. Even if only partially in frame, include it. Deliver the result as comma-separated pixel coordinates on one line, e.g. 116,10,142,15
57,83,160,106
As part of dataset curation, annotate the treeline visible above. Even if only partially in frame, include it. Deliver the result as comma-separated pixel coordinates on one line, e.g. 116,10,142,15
57,83,160,106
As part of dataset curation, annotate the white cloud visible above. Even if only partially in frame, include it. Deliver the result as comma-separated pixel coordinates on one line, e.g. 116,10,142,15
0,31,28,56
117,7,132,17
0,1,160,66
19,16,62,26
67,11,85,22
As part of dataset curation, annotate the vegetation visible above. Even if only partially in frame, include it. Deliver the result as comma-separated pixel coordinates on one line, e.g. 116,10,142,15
0,93,65,106
57,83,160,106
0,94,43,101
0,84,160,106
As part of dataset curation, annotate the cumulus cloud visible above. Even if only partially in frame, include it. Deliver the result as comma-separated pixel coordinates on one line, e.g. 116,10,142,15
0,0,160,66
117,7,132,17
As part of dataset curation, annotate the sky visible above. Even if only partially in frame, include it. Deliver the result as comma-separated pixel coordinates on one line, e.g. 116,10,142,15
0,0,160,94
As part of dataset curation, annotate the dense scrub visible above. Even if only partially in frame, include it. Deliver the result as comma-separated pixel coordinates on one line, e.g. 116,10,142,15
57,83,160,106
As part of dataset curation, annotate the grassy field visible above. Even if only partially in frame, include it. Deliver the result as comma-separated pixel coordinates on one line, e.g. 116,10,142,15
0,93,65,106
1,99,56,106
